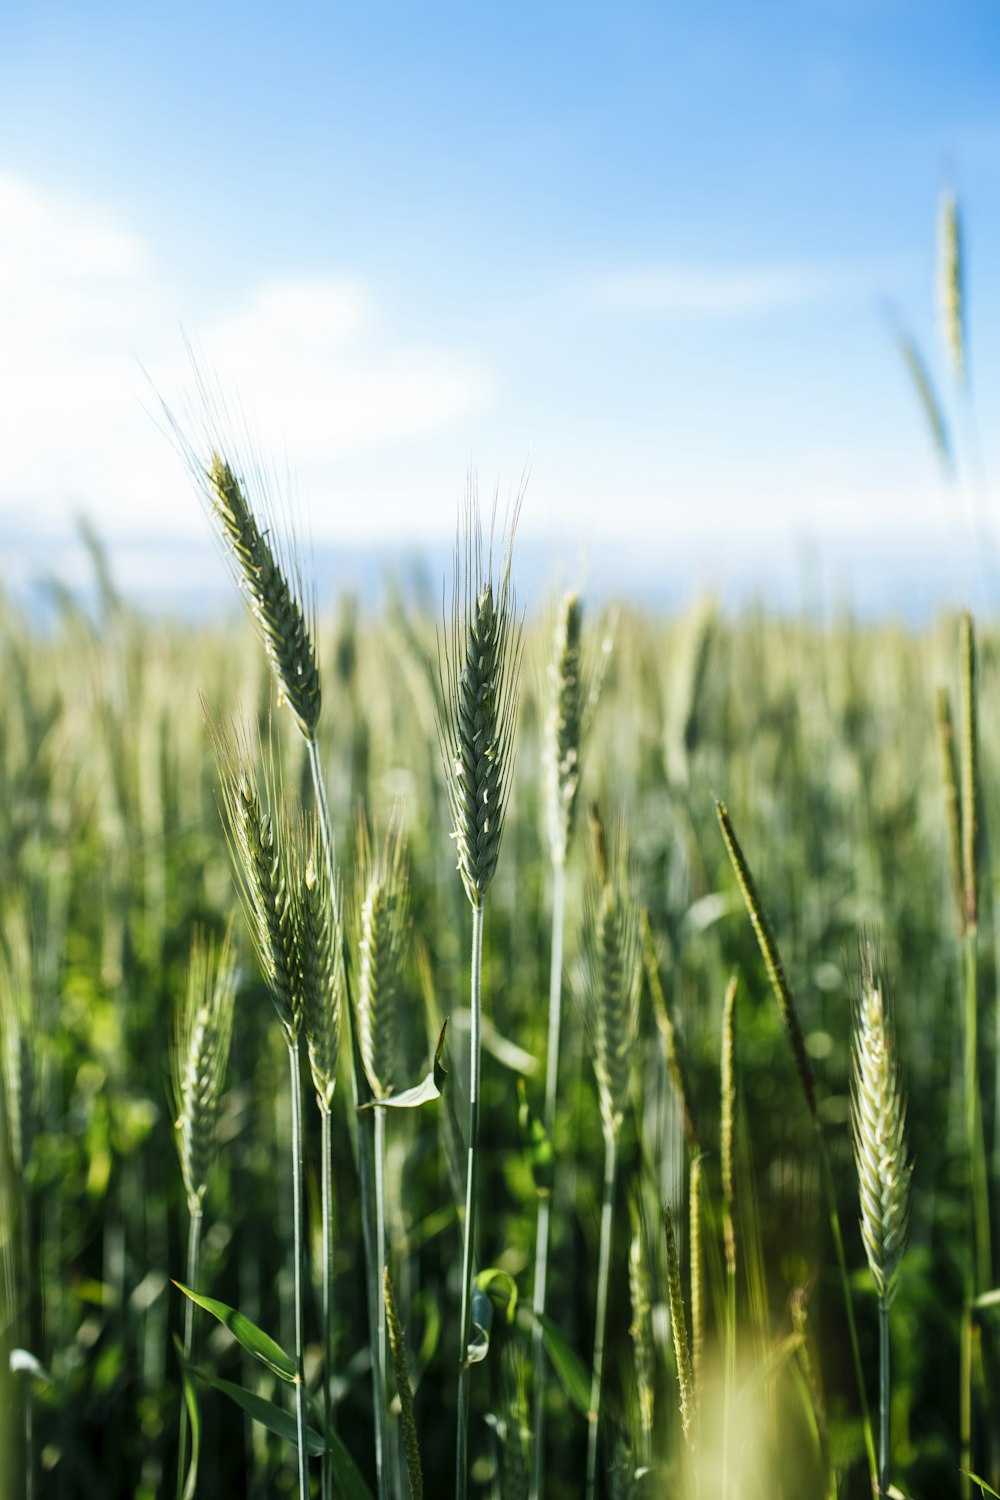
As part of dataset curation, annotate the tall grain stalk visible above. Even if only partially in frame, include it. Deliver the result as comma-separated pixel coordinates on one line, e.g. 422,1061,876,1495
715,800,879,1492
531,591,586,1500
956,612,990,1498
192,435,384,1495
298,818,343,1500
851,938,911,1498
355,814,409,1484
170,927,236,1500
211,726,310,1500
437,492,521,1499
583,812,639,1500
720,973,738,1500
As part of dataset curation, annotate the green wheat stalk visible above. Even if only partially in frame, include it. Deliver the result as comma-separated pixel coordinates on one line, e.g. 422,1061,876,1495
436,485,521,1499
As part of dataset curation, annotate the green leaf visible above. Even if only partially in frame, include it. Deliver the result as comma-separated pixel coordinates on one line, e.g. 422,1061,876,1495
973,1288,1000,1311
530,1312,591,1417
194,1369,326,1457
362,1021,449,1110
963,1473,1000,1499
475,1267,518,1325
173,1283,296,1382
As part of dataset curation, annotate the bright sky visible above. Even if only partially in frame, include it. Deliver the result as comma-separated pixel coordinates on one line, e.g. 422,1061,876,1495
2,1,1000,564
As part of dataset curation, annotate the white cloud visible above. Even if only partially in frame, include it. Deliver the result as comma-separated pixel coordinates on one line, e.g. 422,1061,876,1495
0,170,492,539
589,259,897,318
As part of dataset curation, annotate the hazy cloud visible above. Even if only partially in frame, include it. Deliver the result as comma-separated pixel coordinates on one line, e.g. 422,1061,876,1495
0,171,492,537
588,260,897,318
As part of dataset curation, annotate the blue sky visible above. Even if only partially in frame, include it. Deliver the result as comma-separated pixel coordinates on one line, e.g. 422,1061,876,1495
2,1,1000,593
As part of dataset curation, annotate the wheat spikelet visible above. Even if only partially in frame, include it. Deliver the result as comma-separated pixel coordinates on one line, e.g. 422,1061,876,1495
852,939,911,1306
165,371,323,742
355,812,409,1100
641,908,699,1152
583,815,640,1144
721,973,738,1281
716,801,816,1117
293,814,343,1113
664,1205,695,1449
171,927,237,1215
0,909,32,1177
939,188,966,387
689,1155,704,1400
208,712,301,1042
205,454,321,739
960,612,978,933
437,484,522,908
627,1193,654,1453
544,590,585,867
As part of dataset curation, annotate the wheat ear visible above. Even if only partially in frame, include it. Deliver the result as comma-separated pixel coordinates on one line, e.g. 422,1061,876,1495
532,588,588,1500
584,811,640,1500
852,938,911,1497
628,1193,654,1473
939,188,966,388
355,812,410,1103
171,926,237,1500
203,451,321,740
544,590,586,867
437,484,522,910
171,926,237,1220
664,1205,696,1450
437,485,521,1500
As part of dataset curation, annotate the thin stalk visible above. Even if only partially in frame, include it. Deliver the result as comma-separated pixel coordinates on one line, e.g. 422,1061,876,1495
965,931,991,1292
961,926,989,1500
176,1207,203,1500
961,1302,973,1500
586,1134,618,1500
530,858,566,1500
288,1042,309,1500
321,1108,334,1500
375,1104,389,1481
723,1249,736,1500
815,1120,878,1490
878,1300,890,1498
306,736,386,1497
456,902,485,1500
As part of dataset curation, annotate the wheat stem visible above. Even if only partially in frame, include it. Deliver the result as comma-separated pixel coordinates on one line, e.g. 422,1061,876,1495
304,738,386,1496
530,857,565,1500
456,901,484,1500
288,1040,309,1500
175,1207,202,1500
318,1110,335,1498
721,973,737,1500
586,1133,618,1500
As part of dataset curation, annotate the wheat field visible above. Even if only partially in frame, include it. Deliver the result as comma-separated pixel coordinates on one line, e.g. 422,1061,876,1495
1,501,998,1499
